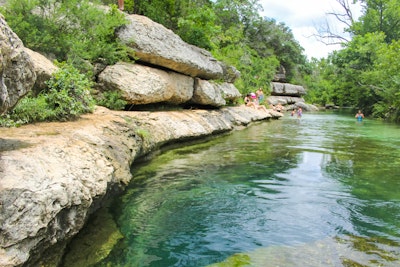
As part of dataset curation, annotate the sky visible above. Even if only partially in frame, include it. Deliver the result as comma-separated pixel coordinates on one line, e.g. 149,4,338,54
259,0,362,59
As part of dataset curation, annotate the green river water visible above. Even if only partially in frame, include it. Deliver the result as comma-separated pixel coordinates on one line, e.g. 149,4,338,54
63,110,400,267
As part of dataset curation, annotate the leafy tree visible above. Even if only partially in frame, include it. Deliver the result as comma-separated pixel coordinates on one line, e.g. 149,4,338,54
360,39,400,121
2,0,129,70
246,17,306,82
303,58,338,106
306,0,400,121
352,0,400,43
176,4,220,50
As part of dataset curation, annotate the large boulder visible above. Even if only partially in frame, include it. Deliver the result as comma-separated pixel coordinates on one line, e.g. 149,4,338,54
267,95,305,106
192,79,226,107
270,82,306,97
219,82,242,102
24,48,58,95
97,62,242,107
0,15,36,114
117,14,239,81
98,62,194,105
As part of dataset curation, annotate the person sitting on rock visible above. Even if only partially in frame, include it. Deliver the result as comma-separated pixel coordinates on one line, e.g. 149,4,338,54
256,88,264,104
276,103,284,112
244,93,257,109
244,93,268,113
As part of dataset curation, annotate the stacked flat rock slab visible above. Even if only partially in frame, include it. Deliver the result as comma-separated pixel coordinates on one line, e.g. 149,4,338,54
100,14,242,107
267,82,317,111
98,62,195,105
118,14,226,80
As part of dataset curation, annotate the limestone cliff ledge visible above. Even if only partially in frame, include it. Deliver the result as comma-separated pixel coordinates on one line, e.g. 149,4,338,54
0,106,282,266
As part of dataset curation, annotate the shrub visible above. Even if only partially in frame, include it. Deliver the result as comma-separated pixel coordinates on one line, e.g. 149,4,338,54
2,62,95,125
95,91,127,110
44,62,95,120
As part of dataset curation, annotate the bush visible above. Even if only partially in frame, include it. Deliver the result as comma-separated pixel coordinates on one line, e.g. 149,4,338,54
2,63,95,126
2,0,129,71
95,91,127,110
44,63,95,120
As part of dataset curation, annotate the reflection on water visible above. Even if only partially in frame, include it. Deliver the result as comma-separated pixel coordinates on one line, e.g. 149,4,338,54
63,111,400,267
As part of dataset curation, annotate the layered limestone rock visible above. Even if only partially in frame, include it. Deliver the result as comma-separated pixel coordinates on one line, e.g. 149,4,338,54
97,62,241,107
192,78,226,107
270,82,306,97
267,82,317,111
0,106,283,266
118,14,233,81
109,14,241,106
98,62,195,105
0,16,36,114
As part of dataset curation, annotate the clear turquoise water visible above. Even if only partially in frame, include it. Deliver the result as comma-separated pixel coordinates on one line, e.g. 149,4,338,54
64,111,400,267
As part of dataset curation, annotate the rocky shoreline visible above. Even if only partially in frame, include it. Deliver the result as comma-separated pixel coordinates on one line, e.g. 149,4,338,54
0,106,282,266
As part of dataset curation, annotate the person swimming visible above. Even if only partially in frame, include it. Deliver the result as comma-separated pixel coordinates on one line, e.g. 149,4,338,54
297,107,302,118
355,110,364,121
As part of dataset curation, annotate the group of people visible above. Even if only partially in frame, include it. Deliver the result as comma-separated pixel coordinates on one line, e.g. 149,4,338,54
243,88,366,122
290,107,302,118
243,87,287,114
243,88,268,112
244,91,268,112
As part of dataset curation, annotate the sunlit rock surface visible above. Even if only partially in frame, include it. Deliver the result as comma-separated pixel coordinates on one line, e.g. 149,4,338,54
0,16,36,114
0,106,282,266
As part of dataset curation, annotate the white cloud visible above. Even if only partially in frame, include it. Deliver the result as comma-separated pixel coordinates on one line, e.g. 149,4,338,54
259,0,362,59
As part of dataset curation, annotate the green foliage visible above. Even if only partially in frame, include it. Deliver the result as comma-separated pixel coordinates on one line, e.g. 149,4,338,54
3,63,95,125
177,5,219,50
3,0,129,71
304,0,400,122
95,91,128,110
352,0,400,43
44,62,95,119
246,18,306,82
363,39,400,121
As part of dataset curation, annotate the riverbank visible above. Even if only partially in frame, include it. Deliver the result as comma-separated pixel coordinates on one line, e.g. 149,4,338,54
0,106,282,266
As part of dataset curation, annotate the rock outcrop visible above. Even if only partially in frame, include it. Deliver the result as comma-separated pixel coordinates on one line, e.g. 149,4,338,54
117,14,234,81
1,12,242,113
0,106,282,267
0,16,36,114
97,62,241,107
101,14,242,107
98,62,195,105
0,9,282,267
23,48,58,95
267,82,318,111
